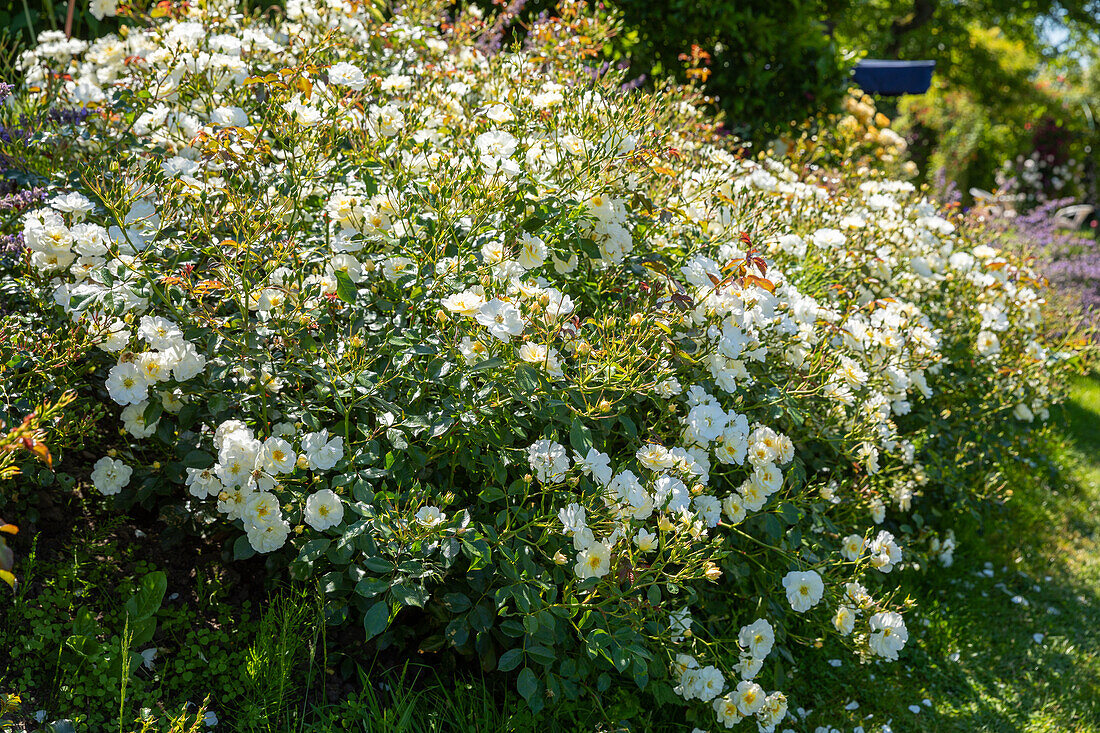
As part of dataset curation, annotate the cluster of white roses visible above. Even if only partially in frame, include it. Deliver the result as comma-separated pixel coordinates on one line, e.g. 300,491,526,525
195,422,345,549
670,618,789,730
545,417,792,582
23,193,101,275
102,315,206,422
673,185,943,481
672,620,789,730
779,568,909,663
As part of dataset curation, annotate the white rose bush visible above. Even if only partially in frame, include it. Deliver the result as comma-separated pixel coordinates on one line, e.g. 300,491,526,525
0,0,1083,727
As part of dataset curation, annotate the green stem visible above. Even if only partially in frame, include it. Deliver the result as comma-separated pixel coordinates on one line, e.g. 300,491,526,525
20,0,35,42
41,0,59,30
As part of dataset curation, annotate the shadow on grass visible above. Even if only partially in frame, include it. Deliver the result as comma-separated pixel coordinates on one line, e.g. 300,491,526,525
1061,398,1100,455
1059,374,1100,470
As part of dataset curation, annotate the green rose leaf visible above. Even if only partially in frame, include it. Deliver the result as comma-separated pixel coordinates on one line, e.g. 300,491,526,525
363,599,390,638
334,269,358,305
497,648,523,672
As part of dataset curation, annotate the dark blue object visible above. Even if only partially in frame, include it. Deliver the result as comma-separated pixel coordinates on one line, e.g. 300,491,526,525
852,60,936,95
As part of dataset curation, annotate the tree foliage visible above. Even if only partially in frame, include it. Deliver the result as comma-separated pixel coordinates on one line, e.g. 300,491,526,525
609,0,851,141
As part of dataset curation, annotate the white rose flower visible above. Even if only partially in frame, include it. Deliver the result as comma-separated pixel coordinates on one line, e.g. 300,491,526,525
722,493,746,524
691,665,725,703
381,256,415,283
484,103,514,123
261,437,297,475
441,288,486,316
636,443,673,471
976,330,1001,356
305,489,345,531
516,232,547,269
527,439,569,483
90,456,132,495
738,481,767,512
105,362,149,406
757,692,788,731
869,530,902,573
89,0,118,22
840,534,866,561
573,448,612,485
541,288,574,319
781,570,824,613
634,528,658,552
749,462,783,496
137,351,173,384
868,611,908,660
459,336,490,364
138,316,183,350
735,654,764,681
97,319,130,353
120,401,158,439
738,619,774,659
216,437,261,488
243,492,282,529
415,505,445,528
573,541,611,579
870,497,886,524
557,503,587,535
693,494,722,528
713,694,743,728
833,605,856,635
734,680,765,715
328,61,367,90
475,130,517,158
217,487,251,521
246,518,290,553
811,228,845,249
655,377,682,398
301,430,344,471
370,104,406,137
214,420,253,452
475,298,525,343
185,467,223,499
165,342,207,382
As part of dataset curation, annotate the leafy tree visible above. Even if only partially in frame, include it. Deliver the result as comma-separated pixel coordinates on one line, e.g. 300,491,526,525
495,0,1100,142
830,2,1099,197
830,0,1100,64
608,0,851,141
